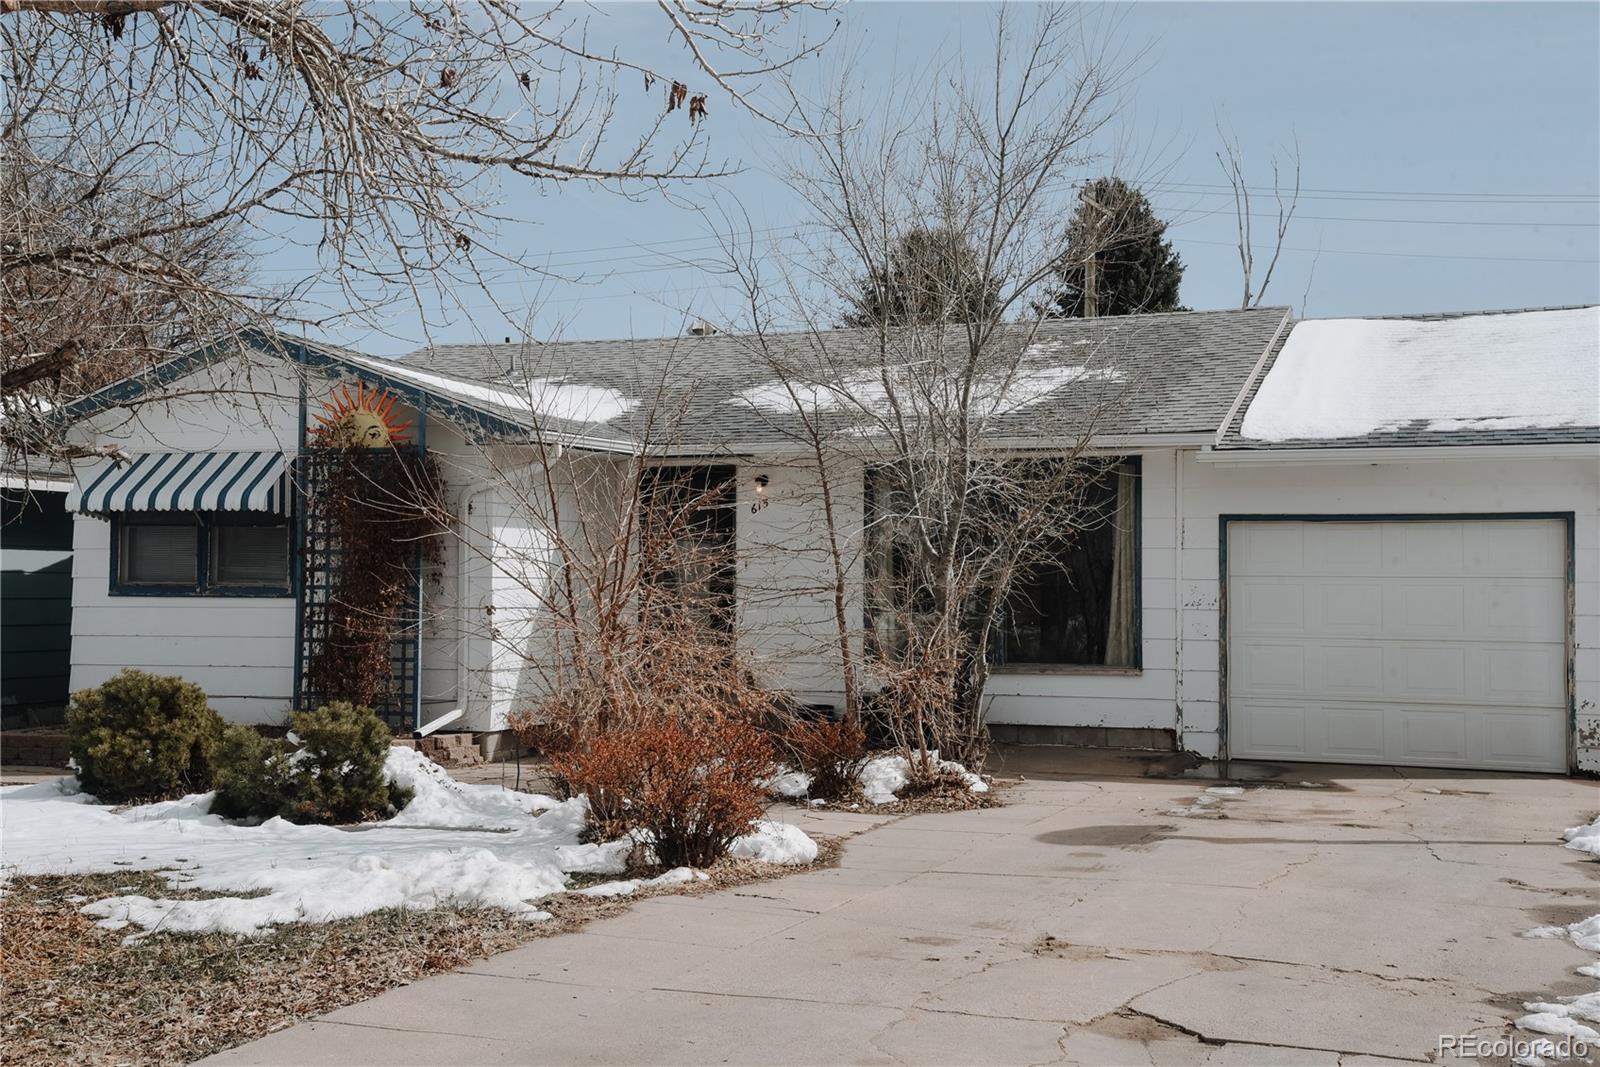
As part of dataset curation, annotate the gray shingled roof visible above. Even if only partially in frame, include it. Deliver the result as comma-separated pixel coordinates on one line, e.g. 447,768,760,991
1217,305,1600,451
401,306,1292,452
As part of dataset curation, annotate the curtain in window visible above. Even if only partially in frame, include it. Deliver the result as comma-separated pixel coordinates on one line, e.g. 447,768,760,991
1103,464,1137,666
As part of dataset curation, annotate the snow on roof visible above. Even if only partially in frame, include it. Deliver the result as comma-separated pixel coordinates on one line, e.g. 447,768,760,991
338,349,636,426
1239,307,1600,443
730,363,1123,420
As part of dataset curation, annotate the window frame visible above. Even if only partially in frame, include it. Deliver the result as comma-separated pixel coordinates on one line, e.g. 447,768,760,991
110,511,293,598
988,454,1144,675
638,462,738,635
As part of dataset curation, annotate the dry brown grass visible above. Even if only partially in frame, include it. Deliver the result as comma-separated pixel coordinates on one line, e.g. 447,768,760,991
1,838,842,1067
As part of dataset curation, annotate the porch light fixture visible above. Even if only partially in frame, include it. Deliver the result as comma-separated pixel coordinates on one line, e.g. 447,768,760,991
751,473,770,513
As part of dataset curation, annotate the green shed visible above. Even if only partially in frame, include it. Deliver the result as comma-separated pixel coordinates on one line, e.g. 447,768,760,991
2,488,73,727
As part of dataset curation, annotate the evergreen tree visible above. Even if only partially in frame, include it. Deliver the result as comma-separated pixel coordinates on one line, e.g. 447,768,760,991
841,227,1001,328
1040,178,1184,318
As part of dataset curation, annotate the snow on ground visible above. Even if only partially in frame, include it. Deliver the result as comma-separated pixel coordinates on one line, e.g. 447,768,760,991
1517,814,1600,1053
764,751,988,806
1563,814,1600,859
857,753,988,805
1240,307,1599,442
1167,785,1247,818
730,820,819,865
762,769,812,800
0,747,816,938
577,867,707,899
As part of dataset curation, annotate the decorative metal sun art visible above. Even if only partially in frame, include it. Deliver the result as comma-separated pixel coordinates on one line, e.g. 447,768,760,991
313,382,413,448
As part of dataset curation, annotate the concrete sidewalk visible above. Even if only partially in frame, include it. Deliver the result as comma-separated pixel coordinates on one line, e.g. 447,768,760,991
204,762,1598,1066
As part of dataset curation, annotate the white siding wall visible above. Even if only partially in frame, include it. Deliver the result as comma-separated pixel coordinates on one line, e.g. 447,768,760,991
67,361,302,722
736,455,865,706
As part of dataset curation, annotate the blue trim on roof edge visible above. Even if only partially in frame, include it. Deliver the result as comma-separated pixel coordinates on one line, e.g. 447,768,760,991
52,329,529,442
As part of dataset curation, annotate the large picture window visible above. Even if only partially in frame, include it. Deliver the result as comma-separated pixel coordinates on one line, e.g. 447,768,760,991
864,456,1141,671
997,458,1139,668
113,512,291,596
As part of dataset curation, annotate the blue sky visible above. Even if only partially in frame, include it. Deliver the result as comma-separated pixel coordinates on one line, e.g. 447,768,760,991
293,2,1600,356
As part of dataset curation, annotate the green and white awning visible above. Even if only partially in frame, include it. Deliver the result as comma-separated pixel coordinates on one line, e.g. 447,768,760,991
67,451,291,514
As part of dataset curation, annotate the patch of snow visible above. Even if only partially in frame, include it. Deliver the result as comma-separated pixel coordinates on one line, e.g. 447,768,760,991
731,363,1121,421
1169,786,1245,818
1516,817,1600,1052
1563,815,1600,858
855,752,986,806
383,746,557,830
762,768,813,800
1240,307,1600,442
1515,1010,1600,1044
0,748,691,937
729,820,819,866
1512,1038,1557,1067
338,352,636,426
857,755,911,805
576,867,707,898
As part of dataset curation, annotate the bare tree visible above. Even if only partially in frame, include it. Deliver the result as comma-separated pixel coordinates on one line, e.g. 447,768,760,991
1,137,266,467
1216,127,1302,309
1,0,832,459
719,7,1136,770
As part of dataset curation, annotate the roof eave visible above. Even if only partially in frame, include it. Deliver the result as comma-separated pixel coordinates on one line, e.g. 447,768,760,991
1196,442,1600,465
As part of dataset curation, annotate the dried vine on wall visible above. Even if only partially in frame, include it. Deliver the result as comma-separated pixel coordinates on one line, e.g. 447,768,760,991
303,443,448,714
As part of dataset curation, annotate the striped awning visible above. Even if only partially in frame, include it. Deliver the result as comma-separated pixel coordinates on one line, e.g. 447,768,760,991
68,451,292,515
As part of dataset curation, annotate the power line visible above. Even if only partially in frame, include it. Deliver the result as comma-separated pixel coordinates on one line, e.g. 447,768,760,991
1142,179,1600,203
1172,236,1599,265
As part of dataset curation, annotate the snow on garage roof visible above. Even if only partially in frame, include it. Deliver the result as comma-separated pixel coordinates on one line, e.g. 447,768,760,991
1237,306,1600,446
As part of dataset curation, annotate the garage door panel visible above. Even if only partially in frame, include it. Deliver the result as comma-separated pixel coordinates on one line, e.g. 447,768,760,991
1482,581,1567,641
1231,700,1310,757
1485,522,1567,576
1483,646,1566,705
1390,523,1466,576
1320,523,1385,573
1230,524,1305,575
1228,519,1568,773
1325,644,1385,696
1231,580,1306,633
1234,641,1308,691
1390,707,1470,763
1385,583,1466,637
1394,646,1466,700
1319,582,1384,633
1482,711,1569,768
1323,705,1386,760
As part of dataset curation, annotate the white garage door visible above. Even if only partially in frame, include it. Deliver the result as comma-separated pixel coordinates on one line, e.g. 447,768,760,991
1227,519,1568,772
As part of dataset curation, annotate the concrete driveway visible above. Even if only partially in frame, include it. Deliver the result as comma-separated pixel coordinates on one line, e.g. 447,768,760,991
206,755,1598,1066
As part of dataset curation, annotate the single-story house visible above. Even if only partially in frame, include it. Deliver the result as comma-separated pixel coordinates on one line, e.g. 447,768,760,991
54,304,1599,773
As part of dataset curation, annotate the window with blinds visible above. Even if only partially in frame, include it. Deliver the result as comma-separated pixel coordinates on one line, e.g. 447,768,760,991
211,520,289,586
121,519,198,585
113,513,290,596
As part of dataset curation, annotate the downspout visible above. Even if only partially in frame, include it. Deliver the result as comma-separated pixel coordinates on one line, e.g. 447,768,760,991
457,476,498,731
1174,448,1184,754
